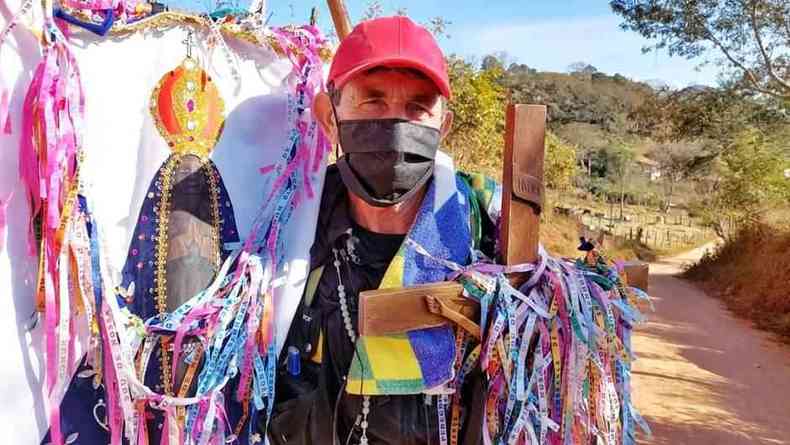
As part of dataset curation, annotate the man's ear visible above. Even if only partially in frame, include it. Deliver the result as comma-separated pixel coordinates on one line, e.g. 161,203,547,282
439,109,454,141
313,91,338,145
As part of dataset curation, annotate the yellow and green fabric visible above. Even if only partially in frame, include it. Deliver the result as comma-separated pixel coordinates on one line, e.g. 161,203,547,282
345,152,501,395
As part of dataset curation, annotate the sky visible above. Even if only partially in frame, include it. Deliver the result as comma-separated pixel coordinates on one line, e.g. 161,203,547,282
169,0,722,88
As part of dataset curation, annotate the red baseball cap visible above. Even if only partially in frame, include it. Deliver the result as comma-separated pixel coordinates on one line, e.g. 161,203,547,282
328,16,451,98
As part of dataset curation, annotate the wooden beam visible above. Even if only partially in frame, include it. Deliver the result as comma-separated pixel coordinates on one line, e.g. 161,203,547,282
327,0,352,39
358,282,468,336
500,104,546,266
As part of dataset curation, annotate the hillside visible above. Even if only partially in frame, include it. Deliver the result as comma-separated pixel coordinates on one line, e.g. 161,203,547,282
505,65,654,135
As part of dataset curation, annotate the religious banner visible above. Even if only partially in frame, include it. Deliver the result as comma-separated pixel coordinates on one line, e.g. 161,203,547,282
0,1,331,442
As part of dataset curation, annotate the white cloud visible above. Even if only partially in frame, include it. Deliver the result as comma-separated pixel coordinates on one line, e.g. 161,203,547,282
448,15,721,88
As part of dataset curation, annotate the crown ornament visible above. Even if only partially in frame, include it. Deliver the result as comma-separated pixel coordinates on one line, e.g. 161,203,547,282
150,57,225,158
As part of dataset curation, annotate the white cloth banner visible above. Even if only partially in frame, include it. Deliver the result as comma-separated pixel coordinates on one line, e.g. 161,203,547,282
0,3,325,442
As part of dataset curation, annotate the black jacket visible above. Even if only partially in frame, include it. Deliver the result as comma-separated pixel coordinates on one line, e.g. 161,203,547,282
266,166,491,445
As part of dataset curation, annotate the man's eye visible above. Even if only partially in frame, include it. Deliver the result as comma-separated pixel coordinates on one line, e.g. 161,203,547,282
408,102,432,116
360,98,384,107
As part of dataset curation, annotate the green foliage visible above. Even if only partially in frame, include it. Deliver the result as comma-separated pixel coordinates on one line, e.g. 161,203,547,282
503,65,653,133
629,86,788,148
444,55,579,191
444,56,506,178
692,128,790,237
448,52,788,223
610,0,790,99
605,143,637,180
545,132,578,191
648,141,708,210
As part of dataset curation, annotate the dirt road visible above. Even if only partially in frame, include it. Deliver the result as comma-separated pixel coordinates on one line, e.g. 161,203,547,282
633,245,790,445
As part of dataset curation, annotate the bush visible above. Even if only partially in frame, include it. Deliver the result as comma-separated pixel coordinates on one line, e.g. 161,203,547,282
445,56,506,178
685,224,790,341
691,129,790,239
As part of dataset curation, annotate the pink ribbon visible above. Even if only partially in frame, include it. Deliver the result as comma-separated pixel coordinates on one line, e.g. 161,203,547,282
61,0,118,9
0,74,10,134
101,311,124,445
0,191,12,251
20,16,85,444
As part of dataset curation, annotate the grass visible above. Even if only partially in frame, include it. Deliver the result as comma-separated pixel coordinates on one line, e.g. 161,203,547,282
684,223,790,342
607,239,658,262
542,212,658,261
557,194,714,252
542,212,586,258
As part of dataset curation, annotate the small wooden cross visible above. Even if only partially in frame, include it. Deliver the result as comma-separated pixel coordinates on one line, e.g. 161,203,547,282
182,29,195,59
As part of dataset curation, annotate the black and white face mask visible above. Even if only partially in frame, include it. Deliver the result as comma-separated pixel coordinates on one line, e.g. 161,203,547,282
335,118,440,207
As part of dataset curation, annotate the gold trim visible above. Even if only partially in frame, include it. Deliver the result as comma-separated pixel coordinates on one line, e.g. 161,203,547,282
154,155,179,395
202,160,223,270
149,58,226,159
70,11,336,61
152,155,223,395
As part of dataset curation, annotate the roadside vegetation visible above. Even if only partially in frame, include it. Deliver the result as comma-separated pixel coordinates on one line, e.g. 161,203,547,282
685,220,790,341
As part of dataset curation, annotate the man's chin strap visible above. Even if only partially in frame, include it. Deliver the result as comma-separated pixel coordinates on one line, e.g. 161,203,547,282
336,156,434,207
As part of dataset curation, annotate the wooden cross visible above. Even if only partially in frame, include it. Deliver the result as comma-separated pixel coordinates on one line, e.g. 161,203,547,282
324,0,548,337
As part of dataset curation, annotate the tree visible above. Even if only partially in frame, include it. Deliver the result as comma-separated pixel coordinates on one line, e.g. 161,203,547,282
360,1,451,39
447,57,578,188
444,56,506,178
647,142,706,211
481,52,514,72
556,122,612,177
481,54,505,72
606,143,637,220
544,132,578,192
611,0,790,100
629,86,789,151
567,62,599,75
692,128,790,238
360,0,384,20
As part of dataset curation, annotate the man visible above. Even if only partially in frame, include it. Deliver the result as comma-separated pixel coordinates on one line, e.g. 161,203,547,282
268,16,499,445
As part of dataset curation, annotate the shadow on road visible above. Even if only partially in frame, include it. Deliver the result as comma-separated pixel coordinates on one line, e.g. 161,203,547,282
632,249,790,445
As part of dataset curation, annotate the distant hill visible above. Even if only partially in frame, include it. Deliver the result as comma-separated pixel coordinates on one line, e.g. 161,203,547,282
503,65,655,136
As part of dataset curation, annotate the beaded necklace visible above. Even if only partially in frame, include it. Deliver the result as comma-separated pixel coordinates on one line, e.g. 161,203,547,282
331,245,372,445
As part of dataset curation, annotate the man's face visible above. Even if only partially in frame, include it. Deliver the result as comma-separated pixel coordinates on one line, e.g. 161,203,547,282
315,68,452,146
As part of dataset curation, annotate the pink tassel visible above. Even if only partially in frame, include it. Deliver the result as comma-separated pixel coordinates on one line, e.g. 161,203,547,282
20,23,85,445
19,61,44,255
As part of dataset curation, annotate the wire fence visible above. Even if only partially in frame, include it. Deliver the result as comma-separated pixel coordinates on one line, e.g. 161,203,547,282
574,211,715,250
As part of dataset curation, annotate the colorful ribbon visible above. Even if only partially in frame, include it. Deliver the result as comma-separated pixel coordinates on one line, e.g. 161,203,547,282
455,248,652,445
